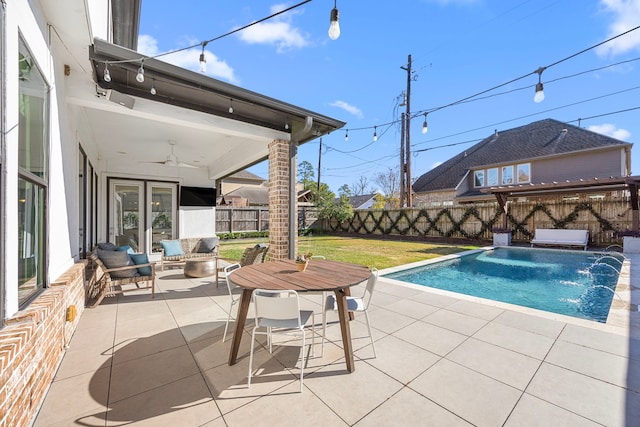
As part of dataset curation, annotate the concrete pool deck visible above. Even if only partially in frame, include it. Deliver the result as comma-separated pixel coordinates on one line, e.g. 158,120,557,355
33,252,640,426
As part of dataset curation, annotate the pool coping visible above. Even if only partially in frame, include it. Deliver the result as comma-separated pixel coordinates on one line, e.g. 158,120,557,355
378,246,636,337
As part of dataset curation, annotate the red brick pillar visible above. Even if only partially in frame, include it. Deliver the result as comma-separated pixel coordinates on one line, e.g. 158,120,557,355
268,139,297,260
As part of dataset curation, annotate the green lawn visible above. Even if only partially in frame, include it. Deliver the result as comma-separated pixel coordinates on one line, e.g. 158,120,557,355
218,235,480,270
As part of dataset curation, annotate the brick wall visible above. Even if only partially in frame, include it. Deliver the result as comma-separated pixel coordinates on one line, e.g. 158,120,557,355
268,139,296,260
0,262,86,427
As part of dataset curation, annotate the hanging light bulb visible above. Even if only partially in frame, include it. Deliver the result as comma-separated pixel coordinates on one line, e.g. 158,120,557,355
533,67,545,103
373,126,378,142
328,0,340,40
228,99,234,114
150,78,157,95
285,118,289,130
421,113,428,134
103,63,111,82
199,42,207,73
136,60,145,83
345,130,349,141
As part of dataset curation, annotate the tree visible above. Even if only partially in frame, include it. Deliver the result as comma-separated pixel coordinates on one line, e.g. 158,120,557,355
298,160,316,190
375,167,400,208
351,176,373,196
371,193,386,209
338,184,352,197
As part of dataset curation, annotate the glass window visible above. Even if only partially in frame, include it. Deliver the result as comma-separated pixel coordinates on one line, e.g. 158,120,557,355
517,163,531,183
474,170,484,187
501,166,514,185
18,36,49,305
487,168,498,186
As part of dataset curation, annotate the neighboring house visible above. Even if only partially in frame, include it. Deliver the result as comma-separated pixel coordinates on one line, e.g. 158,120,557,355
1,1,344,423
412,118,632,206
219,183,270,206
337,193,378,209
217,170,267,198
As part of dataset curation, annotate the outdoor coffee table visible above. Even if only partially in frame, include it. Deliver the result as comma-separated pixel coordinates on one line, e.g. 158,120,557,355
227,258,371,373
184,257,217,278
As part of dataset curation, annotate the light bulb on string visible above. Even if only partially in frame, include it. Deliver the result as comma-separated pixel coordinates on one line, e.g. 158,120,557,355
228,99,234,114
136,60,145,83
533,67,545,103
421,113,428,134
285,118,289,130
373,126,378,142
328,1,340,40
199,42,207,73
345,130,349,141
103,63,111,82
150,78,157,95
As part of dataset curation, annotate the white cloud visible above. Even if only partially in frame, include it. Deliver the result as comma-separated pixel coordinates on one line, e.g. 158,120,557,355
137,34,239,83
330,100,363,118
236,4,309,53
588,123,632,140
596,0,640,57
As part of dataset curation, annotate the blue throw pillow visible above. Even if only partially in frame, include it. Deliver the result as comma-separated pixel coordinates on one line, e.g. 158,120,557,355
161,239,184,257
130,253,153,276
116,245,135,254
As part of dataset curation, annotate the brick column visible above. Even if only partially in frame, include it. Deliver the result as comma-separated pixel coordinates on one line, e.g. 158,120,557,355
268,139,297,260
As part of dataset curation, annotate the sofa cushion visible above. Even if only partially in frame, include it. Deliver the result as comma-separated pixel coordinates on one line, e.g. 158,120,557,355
197,237,219,253
162,239,184,257
130,253,152,276
96,242,117,251
97,249,139,278
117,244,135,254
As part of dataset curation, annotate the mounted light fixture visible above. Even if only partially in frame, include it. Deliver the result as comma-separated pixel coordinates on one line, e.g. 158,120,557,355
136,60,145,83
199,42,207,73
373,126,378,142
328,0,340,40
228,98,234,114
150,78,157,95
421,112,428,134
103,63,111,82
534,66,546,103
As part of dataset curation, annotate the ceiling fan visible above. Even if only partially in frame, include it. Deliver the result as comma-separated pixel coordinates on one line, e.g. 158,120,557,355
144,141,199,168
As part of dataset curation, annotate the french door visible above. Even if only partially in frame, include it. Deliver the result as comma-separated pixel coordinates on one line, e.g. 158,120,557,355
109,179,177,253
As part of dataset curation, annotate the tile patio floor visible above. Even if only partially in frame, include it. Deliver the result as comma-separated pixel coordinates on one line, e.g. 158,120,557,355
34,252,640,426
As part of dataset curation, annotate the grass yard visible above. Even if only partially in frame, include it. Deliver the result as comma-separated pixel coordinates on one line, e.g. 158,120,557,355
218,234,480,270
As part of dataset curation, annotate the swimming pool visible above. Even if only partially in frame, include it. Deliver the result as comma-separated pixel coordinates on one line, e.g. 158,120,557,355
384,247,624,323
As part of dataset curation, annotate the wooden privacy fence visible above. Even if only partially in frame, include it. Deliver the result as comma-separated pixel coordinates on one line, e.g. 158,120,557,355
215,207,320,233
324,200,633,246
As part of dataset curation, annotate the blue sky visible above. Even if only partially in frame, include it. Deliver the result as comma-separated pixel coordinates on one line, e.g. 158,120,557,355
139,0,640,193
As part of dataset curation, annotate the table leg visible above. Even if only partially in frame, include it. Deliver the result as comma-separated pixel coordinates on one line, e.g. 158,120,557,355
334,288,355,373
228,288,253,366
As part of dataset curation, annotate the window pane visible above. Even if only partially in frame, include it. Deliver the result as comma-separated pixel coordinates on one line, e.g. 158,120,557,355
501,166,514,185
474,170,484,187
517,163,531,183
18,37,48,179
487,168,498,186
18,178,44,304
151,186,175,251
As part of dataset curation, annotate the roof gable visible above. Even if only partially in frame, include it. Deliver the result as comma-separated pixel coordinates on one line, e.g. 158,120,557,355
413,118,632,193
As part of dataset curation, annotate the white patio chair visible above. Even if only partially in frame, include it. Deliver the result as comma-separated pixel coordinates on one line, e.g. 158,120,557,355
222,263,241,342
248,289,315,393
322,267,378,358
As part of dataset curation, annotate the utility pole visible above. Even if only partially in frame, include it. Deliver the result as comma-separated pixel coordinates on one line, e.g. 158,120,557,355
317,138,322,192
400,54,413,207
399,113,406,207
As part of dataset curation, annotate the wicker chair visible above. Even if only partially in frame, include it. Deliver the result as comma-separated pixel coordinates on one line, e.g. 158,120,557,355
215,245,268,285
86,253,156,308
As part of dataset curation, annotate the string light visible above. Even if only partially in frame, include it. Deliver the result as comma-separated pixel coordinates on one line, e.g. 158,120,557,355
199,42,207,73
285,118,289,130
373,126,378,142
328,0,340,40
534,67,546,103
150,78,157,95
345,130,349,141
228,98,234,113
103,63,111,82
421,113,428,134
136,60,145,83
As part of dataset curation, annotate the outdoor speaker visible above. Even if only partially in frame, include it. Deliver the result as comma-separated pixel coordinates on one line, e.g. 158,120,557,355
106,89,135,109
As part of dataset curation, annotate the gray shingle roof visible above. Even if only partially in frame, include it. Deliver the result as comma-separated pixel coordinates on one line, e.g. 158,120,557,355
412,118,632,193
334,193,378,209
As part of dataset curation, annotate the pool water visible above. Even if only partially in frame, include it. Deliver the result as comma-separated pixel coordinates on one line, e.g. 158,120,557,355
384,247,623,323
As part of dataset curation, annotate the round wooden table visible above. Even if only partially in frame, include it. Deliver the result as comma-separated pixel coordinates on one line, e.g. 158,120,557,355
228,259,371,373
